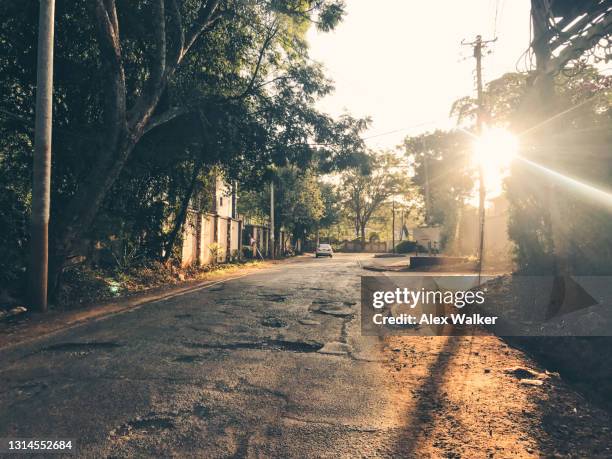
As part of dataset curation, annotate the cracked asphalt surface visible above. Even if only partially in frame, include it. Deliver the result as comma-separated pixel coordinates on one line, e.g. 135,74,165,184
1,253,612,457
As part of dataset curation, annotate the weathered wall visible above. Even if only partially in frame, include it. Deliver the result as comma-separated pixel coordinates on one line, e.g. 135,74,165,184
342,241,388,253
181,211,242,268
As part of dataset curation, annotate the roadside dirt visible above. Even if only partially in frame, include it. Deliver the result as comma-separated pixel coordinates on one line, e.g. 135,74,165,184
382,334,612,458
479,274,612,413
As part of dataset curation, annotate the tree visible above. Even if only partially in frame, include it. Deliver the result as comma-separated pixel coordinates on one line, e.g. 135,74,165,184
451,67,612,272
274,166,325,241
46,0,347,288
318,182,341,229
338,152,407,242
506,69,612,274
402,130,473,247
0,0,365,296
239,166,325,247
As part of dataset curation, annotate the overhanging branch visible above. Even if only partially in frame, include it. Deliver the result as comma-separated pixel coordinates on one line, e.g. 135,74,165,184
543,12,612,75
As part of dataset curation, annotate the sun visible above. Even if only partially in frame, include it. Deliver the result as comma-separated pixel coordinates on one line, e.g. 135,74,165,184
472,127,519,197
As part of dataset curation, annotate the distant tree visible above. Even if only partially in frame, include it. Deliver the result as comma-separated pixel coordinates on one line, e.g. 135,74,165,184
274,166,325,239
338,152,407,241
402,130,472,247
318,182,342,229
238,165,326,249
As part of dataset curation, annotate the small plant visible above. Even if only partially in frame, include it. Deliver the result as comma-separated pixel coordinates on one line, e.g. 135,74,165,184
208,243,224,265
111,240,143,271
242,246,253,259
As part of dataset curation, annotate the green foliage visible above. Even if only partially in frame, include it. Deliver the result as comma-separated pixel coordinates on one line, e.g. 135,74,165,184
451,73,528,126
0,0,365,291
338,152,411,241
448,66,612,272
237,162,351,246
208,243,224,265
275,166,325,235
0,131,31,288
495,68,611,273
318,182,342,228
402,131,472,247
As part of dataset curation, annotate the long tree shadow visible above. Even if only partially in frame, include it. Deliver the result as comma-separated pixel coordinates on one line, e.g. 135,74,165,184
387,335,464,457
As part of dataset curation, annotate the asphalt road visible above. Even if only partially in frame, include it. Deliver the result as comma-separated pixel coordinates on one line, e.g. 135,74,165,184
1,253,611,458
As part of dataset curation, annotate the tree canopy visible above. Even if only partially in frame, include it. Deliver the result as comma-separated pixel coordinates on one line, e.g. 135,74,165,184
337,152,409,241
0,0,368,291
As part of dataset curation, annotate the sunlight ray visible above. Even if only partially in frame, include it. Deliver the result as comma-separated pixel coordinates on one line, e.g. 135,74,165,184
517,155,612,212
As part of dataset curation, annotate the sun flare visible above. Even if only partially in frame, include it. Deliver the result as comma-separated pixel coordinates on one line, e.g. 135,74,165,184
472,127,519,198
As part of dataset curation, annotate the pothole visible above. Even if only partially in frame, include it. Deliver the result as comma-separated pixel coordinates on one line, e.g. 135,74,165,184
184,339,323,353
309,300,354,316
261,316,287,328
174,354,209,363
110,414,175,438
318,341,352,356
11,381,49,400
317,306,353,317
258,294,287,302
42,342,122,352
193,404,211,419
174,313,192,319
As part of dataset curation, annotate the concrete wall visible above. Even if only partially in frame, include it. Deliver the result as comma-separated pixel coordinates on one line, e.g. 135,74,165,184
181,212,199,266
412,226,442,250
181,210,242,268
230,219,240,258
243,224,293,257
342,241,388,253
199,214,215,266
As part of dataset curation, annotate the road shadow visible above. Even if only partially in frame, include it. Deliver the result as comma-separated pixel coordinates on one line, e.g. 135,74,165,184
387,335,464,457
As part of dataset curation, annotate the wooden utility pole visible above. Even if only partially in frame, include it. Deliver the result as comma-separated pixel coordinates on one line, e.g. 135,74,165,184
475,35,486,279
270,181,275,259
28,0,55,312
391,199,396,253
462,34,496,279
423,154,431,226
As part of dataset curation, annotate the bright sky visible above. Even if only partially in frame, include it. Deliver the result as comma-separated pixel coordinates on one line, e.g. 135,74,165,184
307,0,532,150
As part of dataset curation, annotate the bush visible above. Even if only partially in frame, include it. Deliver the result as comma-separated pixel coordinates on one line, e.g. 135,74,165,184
395,240,417,253
242,246,254,259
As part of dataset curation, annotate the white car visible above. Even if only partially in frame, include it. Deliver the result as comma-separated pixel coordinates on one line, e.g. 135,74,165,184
315,243,333,258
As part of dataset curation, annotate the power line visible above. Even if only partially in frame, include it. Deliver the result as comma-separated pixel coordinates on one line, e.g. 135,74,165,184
361,120,445,140
492,0,500,39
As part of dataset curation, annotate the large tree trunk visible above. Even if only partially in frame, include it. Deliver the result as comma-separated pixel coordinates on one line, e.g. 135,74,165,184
360,225,366,244
47,0,222,297
49,136,137,297
163,160,203,262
